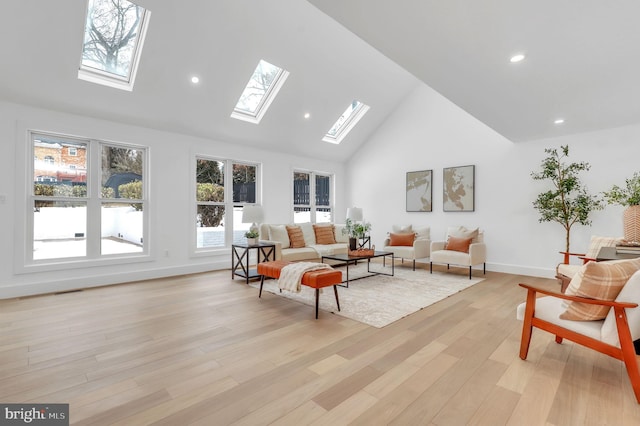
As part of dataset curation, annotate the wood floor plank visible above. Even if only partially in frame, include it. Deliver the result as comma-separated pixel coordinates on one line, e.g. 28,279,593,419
1,268,639,424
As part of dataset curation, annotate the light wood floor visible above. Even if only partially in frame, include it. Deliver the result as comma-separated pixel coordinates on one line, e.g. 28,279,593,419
2,263,640,425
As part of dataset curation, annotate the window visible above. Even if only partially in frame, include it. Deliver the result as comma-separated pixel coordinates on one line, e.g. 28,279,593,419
69,147,78,156
78,0,151,91
323,100,370,144
293,171,332,223
29,132,146,263
231,59,289,124
195,158,259,250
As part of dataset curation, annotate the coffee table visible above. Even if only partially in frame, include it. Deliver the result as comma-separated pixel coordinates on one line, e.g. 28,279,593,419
321,251,394,287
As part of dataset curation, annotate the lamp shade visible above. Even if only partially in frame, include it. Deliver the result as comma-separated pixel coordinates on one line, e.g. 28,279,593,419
242,205,264,224
346,207,363,221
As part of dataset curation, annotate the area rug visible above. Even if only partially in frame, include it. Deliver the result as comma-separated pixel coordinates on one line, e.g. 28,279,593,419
250,263,484,328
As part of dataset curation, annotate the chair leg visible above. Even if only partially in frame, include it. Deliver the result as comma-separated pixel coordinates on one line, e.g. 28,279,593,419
469,266,472,279
333,285,341,312
430,262,433,274
614,306,640,403
483,263,486,275
315,288,320,319
555,336,563,344
259,275,264,298
519,289,536,360
412,259,415,271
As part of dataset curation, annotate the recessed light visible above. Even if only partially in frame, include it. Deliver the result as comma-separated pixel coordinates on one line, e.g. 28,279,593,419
304,112,310,119
191,76,200,84
554,118,565,124
510,54,525,63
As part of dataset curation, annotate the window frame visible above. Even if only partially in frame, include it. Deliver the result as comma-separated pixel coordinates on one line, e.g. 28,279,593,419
292,170,333,223
231,59,290,124
192,156,261,254
323,100,371,144
17,130,150,273
77,0,152,92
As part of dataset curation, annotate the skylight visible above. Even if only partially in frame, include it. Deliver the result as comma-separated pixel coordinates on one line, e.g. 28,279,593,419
231,60,290,124
322,100,370,144
78,0,151,91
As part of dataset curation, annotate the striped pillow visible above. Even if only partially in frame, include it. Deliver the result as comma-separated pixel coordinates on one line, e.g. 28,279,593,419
561,258,640,320
313,224,336,245
286,225,306,248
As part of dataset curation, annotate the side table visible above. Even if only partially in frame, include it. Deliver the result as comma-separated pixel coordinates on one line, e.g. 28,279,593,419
232,242,276,284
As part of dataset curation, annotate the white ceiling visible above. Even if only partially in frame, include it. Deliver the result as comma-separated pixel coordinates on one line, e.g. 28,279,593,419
0,0,419,162
4,1,638,163
308,0,640,142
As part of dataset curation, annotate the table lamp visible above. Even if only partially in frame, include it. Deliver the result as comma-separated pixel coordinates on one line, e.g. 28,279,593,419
242,205,264,236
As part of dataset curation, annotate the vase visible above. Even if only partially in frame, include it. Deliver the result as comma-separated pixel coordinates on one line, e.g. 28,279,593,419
349,237,357,251
623,205,640,243
247,238,258,245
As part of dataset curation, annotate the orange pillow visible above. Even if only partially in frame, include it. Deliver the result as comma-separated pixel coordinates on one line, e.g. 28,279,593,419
446,236,472,253
389,232,414,246
313,224,336,245
286,225,306,248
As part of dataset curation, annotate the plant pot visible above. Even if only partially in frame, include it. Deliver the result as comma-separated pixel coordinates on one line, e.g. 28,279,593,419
349,237,357,251
623,205,640,243
247,238,258,245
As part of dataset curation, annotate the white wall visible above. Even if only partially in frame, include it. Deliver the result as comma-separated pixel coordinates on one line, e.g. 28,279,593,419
0,100,345,298
346,84,640,278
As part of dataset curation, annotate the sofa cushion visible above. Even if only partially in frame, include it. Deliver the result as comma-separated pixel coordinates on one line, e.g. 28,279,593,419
446,236,472,253
282,247,321,262
313,224,336,244
308,243,347,257
268,224,290,249
334,224,349,243
389,232,414,246
561,258,640,321
298,222,316,245
392,224,413,234
286,225,306,248
447,226,480,243
414,226,430,240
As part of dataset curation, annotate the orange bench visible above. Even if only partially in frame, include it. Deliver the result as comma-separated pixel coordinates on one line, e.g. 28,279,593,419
257,260,342,319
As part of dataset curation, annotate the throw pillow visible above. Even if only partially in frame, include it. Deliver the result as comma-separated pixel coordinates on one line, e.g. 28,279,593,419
445,236,473,253
447,226,479,243
414,226,430,240
389,232,414,246
334,224,349,243
313,224,337,244
298,222,316,245
392,224,413,234
561,258,640,321
286,225,306,248
268,225,290,249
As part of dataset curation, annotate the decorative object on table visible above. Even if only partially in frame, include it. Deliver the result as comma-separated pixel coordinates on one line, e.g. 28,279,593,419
349,244,376,257
343,207,371,251
603,171,640,243
443,165,475,212
242,205,264,237
531,145,603,253
244,230,259,245
616,241,640,254
406,170,432,212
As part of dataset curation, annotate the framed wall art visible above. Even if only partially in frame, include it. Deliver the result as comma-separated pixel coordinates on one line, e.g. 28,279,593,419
443,165,475,212
406,170,433,212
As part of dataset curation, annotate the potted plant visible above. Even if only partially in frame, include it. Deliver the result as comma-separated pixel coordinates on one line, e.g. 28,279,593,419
603,171,640,242
343,218,372,250
531,145,603,254
244,230,260,245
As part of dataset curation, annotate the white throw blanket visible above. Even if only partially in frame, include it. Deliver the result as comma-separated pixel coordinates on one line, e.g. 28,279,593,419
278,262,333,292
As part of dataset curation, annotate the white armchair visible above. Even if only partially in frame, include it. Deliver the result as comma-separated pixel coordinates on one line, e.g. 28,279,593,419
382,225,430,271
430,226,486,279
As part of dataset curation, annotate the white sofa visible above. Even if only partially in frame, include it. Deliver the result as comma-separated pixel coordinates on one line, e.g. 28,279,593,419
430,226,486,279
382,224,430,270
259,223,349,262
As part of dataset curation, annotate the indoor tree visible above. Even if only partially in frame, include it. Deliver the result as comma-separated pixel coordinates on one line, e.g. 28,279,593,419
531,145,603,253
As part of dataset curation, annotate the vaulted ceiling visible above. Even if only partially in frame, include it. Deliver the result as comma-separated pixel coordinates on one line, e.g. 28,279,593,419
2,1,639,164
308,0,640,142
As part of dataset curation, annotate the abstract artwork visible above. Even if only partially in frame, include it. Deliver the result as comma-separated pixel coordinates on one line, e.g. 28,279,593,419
443,165,475,212
406,170,432,212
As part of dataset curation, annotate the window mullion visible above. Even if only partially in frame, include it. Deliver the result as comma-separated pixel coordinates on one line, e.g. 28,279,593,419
86,140,101,257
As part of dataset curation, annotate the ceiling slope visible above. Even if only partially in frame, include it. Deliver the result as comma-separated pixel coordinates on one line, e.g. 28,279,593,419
0,0,419,162
308,0,640,142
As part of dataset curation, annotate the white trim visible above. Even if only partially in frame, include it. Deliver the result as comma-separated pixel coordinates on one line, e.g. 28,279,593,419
323,102,370,144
